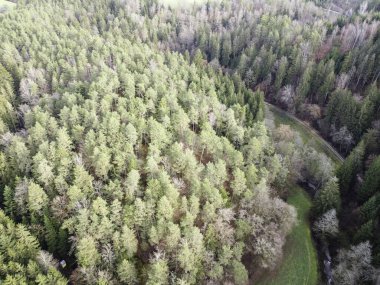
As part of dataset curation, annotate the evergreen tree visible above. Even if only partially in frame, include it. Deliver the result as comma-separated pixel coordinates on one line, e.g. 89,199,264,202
28,182,48,214
275,57,288,93
354,220,374,243
358,156,380,202
43,215,58,253
221,35,232,66
337,142,364,194
313,178,341,217
0,210,66,282
360,194,380,222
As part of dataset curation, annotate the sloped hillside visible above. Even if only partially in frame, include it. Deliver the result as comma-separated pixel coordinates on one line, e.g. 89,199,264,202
0,1,295,283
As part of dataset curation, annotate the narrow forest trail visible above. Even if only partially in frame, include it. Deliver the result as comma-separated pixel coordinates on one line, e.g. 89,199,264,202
257,102,345,285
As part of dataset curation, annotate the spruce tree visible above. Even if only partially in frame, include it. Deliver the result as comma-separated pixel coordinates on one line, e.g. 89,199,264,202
313,178,341,217
337,142,364,195
358,156,380,202
43,215,58,253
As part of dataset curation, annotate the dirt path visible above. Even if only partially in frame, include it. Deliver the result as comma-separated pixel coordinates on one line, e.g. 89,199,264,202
264,102,344,164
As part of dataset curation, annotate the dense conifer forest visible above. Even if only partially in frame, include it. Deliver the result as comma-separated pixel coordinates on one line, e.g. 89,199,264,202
0,0,379,284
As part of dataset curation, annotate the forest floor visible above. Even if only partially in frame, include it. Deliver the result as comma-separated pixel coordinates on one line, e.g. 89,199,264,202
0,0,15,11
258,103,344,285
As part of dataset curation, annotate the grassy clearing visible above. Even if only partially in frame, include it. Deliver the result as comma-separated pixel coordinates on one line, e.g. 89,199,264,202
0,0,15,12
257,185,319,285
258,102,345,285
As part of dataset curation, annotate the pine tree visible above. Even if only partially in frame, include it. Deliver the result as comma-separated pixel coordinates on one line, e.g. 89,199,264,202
275,57,288,93
326,89,361,140
0,63,16,131
337,142,364,195
360,194,380,222
358,156,380,202
147,257,169,285
3,186,15,217
221,35,232,66
193,49,204,66
117,259,138,284
76,236,100,268
28,181,48,213
340,51,353,73
231,168,247,197
313,178,341,217
231,260,248,285
317,68,335,105
296,63,313,108
354,220,374,243
44,215,58,253
57,226,69,258
208,35,220,61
